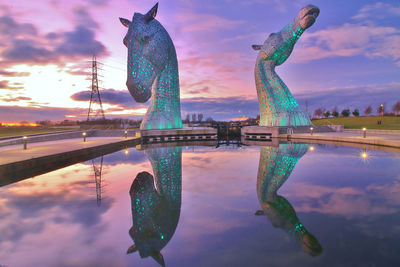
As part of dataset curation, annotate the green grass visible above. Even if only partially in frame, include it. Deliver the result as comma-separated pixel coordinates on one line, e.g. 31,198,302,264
312,116,400,130
0,127,74,137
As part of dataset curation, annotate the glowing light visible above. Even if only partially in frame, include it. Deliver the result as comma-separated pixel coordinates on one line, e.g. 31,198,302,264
361,152,368,159
1,122,38,127
124,149,129,155
309,146,315,151
82,132,87,136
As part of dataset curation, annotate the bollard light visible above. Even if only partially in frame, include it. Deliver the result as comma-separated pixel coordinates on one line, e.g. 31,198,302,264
310,127,314,135
23,136,27,150
82,132,87,142
125,130,128,139
361,148,368,159
362,128,366,138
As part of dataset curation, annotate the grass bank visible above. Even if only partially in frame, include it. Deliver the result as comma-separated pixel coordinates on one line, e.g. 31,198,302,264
312,116,400,130
0,126,76,137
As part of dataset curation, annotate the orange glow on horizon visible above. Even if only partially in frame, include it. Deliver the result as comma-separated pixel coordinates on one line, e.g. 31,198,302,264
1,122,39,127
231,117,249,121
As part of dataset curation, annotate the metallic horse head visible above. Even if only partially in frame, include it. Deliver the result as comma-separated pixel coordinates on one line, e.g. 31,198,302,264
120,3,166,103
120,3,182,130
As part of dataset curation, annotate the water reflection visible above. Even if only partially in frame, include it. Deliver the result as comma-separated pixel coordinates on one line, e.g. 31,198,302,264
255,143,323,256
127,146,182,266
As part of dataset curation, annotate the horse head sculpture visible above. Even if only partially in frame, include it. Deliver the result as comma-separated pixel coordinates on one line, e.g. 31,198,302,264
127,146,182,266
252,5,319,126
255,143,323,256
120,3,182,130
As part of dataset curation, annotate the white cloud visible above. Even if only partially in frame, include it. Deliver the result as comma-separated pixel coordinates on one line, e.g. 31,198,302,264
289,2,400,65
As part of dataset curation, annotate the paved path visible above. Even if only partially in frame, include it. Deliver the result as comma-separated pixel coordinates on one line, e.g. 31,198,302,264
0,137,139,166
283,131,400,149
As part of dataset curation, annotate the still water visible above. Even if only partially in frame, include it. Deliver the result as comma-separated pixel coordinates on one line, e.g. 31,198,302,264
1,142,400,267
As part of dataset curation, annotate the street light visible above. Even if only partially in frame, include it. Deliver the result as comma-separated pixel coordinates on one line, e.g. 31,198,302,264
124,130,128,139
361,148,368,159
309,145,315,151
82,132,87,142
362,128,366,138
310,127,314,135
23,136,27,150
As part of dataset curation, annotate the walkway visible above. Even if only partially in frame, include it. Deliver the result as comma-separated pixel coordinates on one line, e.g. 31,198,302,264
284,131,400,149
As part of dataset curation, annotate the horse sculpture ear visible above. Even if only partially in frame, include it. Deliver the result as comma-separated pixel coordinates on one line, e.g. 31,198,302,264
144,2,158,23
252,45,263,51
119,17,131,28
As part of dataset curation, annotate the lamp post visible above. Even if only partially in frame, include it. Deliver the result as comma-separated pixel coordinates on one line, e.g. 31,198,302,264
124,130,128,139
83,132,87,142
362,128,366,138
310,127,314,135
23,136,27,150
380,104,384,125
361,148,368,159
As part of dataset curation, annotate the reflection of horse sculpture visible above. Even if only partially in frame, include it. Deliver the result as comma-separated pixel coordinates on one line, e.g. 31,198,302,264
127,146,182,266
120,3,182,130
255,143,322,256
252,5,319,126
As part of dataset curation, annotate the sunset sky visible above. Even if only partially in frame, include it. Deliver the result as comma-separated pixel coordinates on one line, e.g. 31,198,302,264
0,0,399,122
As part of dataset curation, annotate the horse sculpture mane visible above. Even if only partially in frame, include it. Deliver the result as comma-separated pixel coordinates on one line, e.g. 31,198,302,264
120,3,182,130
252,5,319,127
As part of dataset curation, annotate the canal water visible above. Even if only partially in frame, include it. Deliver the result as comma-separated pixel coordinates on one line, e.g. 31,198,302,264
0,142,400,266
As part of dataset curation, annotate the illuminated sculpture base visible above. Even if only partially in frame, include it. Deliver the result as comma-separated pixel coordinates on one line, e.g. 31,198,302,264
138,127,217,144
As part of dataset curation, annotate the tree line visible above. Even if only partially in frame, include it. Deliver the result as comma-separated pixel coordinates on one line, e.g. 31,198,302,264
313,101,400,119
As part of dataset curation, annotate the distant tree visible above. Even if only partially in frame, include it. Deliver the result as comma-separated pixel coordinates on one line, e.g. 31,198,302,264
314,108,323,118
364,105,372,116
352,109,360,117
392,101,400,115
377,104,385,115
198,113,203,122
324,110,330,118
185,114,190,123
191,113,197,123
341,109,350,117
205,117,214,122
332,106,339,117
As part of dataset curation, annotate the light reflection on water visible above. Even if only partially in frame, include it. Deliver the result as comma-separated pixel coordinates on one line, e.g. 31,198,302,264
0,142,400,266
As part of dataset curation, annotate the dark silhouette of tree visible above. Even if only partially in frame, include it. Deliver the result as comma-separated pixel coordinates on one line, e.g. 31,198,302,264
324,110,330,118
352,109,360,117
191,114,197,123
341,109,350,117
185,114,190,123
205,117,214,122
198,113,203,122
332,106,339,117
392,101,400,115
314,108,323,118
364,105,372,116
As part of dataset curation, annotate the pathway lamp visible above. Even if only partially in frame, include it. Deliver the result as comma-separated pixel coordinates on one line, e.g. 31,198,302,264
361,148,368,159
309,145,315,151
125,130,128,139
23,136,27,150
83,132,87,142
362,128,366,138
310,127,314,135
